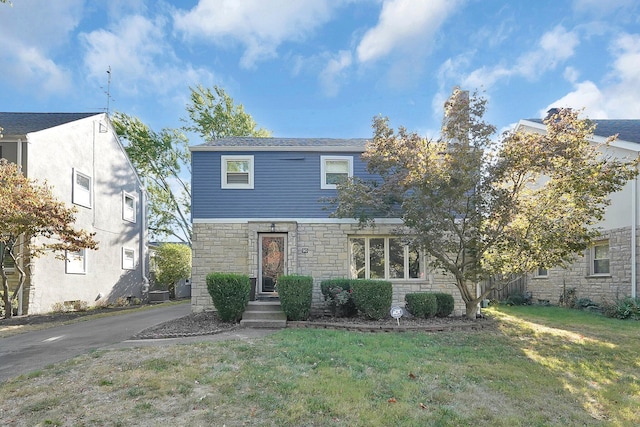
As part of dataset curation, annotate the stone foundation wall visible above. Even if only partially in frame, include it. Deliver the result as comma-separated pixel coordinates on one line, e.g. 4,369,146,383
526,226,638,304
192,221,466,315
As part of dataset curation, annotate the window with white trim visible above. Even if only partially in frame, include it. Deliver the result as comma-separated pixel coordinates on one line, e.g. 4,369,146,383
534,267,548,278
66,249,87,274
122,248,135,270
72,169,92,208
591,241,610,275
349,236,422,280
221,155,254,189
321,156,353,189
123,191,136,222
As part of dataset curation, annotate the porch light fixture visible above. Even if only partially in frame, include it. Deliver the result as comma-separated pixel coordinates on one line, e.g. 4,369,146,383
270,223,276,232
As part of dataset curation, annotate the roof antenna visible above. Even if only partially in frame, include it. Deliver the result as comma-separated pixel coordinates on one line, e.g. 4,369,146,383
104,66,115,114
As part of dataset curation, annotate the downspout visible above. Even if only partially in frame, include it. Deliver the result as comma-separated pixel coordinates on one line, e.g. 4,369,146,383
140,187,149,297
16,139,23,316
632,175,637,299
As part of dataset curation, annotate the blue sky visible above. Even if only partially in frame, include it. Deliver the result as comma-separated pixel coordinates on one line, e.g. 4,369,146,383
1,0,639,142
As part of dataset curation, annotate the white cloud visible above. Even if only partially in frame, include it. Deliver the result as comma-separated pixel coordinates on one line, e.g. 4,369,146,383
80,15,213,98
356,0,462,64
319,50,353,97
173,0,337,68
542,33,640,119
0,0,82,95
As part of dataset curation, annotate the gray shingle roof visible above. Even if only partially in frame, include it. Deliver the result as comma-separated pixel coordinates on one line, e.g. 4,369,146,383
191,136,369,152
529,118,640,143
0,112,99,136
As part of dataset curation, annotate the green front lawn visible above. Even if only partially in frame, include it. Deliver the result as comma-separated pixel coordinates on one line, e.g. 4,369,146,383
1,305,638,426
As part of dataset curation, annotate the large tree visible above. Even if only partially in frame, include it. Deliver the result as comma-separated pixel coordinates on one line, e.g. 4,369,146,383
113,85,270,244
153,243,192,298
0,159,98,318
332,89,638,319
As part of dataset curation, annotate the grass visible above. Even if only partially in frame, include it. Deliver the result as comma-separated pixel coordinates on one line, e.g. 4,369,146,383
0,305,638,426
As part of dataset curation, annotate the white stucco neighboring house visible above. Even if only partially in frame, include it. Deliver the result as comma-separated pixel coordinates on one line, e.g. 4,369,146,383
0,112,148,314
516,117,640,304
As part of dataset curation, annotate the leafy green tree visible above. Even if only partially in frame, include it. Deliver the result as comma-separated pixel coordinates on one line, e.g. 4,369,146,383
153,243,191,298
0,160,98,318
332,88,638,319
183,85,271,140
112,113,192,244
113,85,270,244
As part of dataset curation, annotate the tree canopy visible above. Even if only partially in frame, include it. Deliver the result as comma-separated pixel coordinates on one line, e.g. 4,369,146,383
331,88,639,319
153,243,191,297
113,85,271,244
0,159,98,318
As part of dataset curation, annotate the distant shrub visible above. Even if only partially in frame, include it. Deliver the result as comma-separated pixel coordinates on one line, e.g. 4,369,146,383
50,302,66,313
559,287,578,308
278,275,313,321
433,293,455,317
206,273,250,322
506,293,529,306
405,293,438,318
601,296,640,320
320,279,357,317
351,280,392,320
73,300,89,312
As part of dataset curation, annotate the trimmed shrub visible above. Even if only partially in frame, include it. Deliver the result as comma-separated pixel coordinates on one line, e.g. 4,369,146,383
434,292,455,317
278,275,313,321
320,279,357,317
351,279,392,320
206,273,250,322
405,293,438,318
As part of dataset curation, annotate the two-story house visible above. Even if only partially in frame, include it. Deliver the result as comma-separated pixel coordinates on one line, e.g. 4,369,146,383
517,118,640,304
190,137,462,314
0,112,148,315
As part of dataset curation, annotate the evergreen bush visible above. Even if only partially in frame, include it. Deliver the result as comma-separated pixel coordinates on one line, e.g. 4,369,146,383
278,275,314,321
405,293,438,318
351,279,392,320
206,273,250,322
320,279,357,317
434,292,455,317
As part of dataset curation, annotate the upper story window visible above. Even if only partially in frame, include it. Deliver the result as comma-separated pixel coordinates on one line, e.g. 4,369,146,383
123,191,136,223
321,156,353,189
349,236,422,280
72,169,92,208
221,155,254,189
591,241,610,275
66,249,87,274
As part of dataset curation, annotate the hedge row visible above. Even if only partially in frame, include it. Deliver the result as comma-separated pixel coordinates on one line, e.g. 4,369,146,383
207,273,454,322
405,292,455,318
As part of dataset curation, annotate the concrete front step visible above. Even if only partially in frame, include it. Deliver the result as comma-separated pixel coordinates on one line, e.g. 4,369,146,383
240,301,287,328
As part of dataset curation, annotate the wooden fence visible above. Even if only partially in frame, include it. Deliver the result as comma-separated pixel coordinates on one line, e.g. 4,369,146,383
480,275,527,301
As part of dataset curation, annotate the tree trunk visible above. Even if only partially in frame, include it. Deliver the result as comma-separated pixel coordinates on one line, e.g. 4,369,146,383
465,300,479,320
1,274,11,319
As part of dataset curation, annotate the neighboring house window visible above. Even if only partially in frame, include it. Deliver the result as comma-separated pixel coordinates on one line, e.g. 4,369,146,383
321,156,353,189
72,169,92,208
221,155,254,189
349,236,422,280
122,247,136,270
122,192,136,222
535,267,548,278
591,242,610,275
66,249,87,274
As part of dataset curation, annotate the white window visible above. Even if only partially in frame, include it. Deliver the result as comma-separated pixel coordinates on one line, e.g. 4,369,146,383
349,236,422,280
321,156,353,189
221,155,254,189
66,249,87,274
122,247,136,270
591,242,610,275
122,192,136,222
72,169,92,208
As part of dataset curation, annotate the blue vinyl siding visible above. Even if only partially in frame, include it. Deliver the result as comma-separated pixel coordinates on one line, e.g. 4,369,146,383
192,150,372,219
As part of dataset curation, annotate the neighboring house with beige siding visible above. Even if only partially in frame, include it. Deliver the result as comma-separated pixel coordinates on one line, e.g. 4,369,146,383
516,118,640,305
0,112,148,315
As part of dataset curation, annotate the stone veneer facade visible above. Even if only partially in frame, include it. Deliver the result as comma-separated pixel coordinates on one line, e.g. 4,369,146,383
526,226,638,304
192,221,466,315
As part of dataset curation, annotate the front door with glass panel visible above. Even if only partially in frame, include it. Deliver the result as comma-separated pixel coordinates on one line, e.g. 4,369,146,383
259,234,287,294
